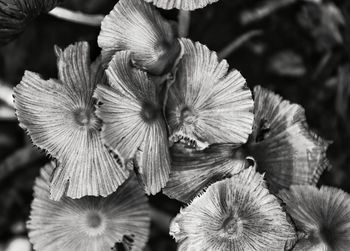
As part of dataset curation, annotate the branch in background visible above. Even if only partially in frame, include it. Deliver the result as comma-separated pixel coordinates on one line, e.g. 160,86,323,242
178,10,191,37
0,82,14,108
218,30,262,59
336,67,350,133
0,146,45,183
0,106,16,121
49,7,104,27
240,0,299,25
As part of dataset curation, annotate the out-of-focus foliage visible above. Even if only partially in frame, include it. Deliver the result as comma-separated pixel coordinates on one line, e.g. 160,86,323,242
1,0,350,250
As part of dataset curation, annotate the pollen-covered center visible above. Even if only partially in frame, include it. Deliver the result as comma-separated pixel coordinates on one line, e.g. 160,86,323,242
220,214,244,240
84,211,106,237
141,102,159,123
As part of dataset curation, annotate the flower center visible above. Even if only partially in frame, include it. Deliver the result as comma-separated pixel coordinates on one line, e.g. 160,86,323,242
220,214,243,240
84,211,106,237
141,102,159,122
74,109,91,126
180,107,195,124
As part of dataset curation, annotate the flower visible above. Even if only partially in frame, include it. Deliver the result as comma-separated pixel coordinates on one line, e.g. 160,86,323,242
279,185,350,251
14,42,129,200
247,86,330,193
94,50,170,195
166,38,254,150
163,143,249,203
143,0,220,10
170,167,295,251
0,0,62,45
98,0,181,76
27,162,150,251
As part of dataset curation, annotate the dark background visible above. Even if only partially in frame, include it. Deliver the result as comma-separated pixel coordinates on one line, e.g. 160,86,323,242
0,0,349,250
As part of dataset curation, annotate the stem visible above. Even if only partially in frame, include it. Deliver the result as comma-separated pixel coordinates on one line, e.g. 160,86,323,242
178,10,191,37
48,7,104,27
240,0,299,25
218,30,262,59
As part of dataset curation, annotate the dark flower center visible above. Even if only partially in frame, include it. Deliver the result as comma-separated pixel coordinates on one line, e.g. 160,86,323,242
141,102,159,122
86,212,102,229
221,214,243,239
180,107,195,124
74,109,92,126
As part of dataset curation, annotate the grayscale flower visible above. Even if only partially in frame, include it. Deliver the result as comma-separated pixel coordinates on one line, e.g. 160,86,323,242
27,162,150,251
14,42,129,200
143,0,220,10
163,143,248,203
98,0,181,76
94,50,170,195
0,0,62,45
166,38,254,150
247,86,330,193
279,185,350,251
170,167,295,251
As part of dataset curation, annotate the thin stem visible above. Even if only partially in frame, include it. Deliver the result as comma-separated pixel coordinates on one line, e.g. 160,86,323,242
49,7,104,27
178,10,191,37
218,30,262,59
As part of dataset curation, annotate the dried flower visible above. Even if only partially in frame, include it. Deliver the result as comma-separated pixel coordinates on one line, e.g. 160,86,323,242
94,50,170,195
163,143,248,203
98,0,181,76
170,167,295,251
247,86,330,193
166,38,254,150
143,0,220,10
27,162,150,251
14,42,129,200
0,0,62,45
279,185,350,251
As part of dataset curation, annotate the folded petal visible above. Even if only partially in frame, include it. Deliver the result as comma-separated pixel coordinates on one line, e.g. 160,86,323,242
94,51,170,195
170,167,295,251
163,143,248,203
98,0,181,76
247,86,330,193
28,163,150,251
14,42,129,200
166,38,254,149
144,0,220,10
279,185,350,251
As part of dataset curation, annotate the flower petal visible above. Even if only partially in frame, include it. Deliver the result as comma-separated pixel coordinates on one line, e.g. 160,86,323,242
166,38,254,149
144,0,220,10
247,86,330,193
14,42,129,200
98,0,181,76
170,167,295,250
163,143,247,203
279,185,350,250
27,162,150,251
94,50,170,195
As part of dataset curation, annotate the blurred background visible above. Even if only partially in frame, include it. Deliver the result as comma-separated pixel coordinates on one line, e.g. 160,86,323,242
0,0,349,250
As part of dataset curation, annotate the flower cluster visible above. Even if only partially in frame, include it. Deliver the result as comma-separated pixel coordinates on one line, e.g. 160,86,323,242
11,0,350,250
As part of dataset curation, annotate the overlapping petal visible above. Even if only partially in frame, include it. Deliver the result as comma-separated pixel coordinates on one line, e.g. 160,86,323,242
144,0,220,10
14,42,129,200
279,185,350,251
98,0,181,76
94,50,170,195
28,162,150,251
170,167,295,251
163,143,248,203
166,38,254,150
247,86,330,192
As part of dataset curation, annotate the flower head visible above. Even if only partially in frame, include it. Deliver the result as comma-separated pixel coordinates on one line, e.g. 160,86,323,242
247,86,330,193
14,42,129,200
166,38,254,150
98,0,181,76
163,143,248,203
27,162,150,251
94,50,170,195
170,167,295,251
279,185,350,251
0,0,61,45
143,0,220,10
